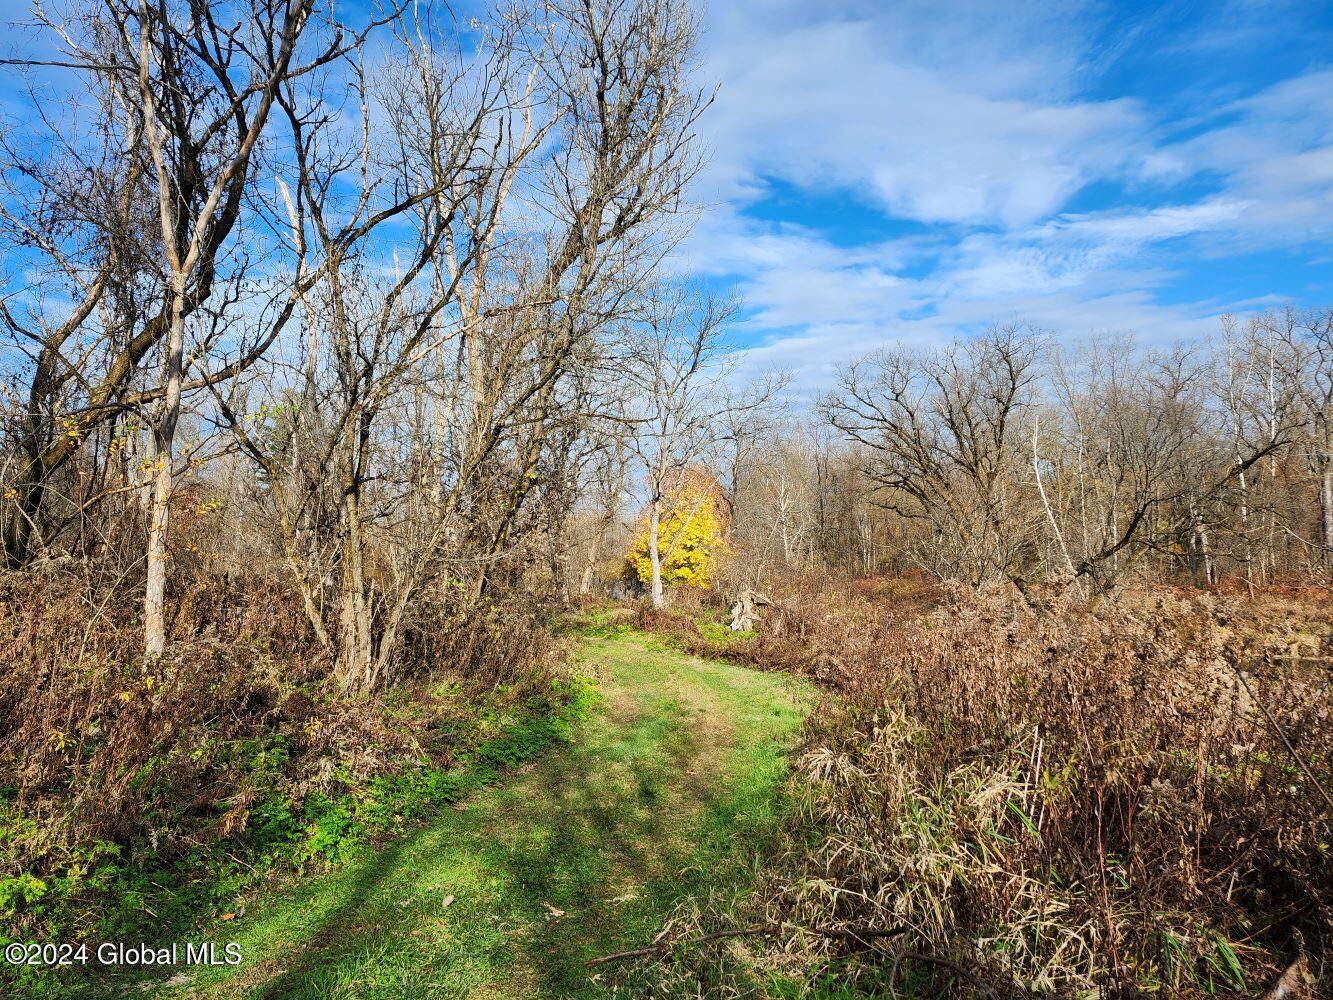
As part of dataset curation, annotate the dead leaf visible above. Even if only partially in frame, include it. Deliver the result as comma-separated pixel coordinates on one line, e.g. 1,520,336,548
442,895,456,908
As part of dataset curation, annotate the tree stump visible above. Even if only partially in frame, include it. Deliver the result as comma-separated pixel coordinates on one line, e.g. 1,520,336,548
729,589,773,631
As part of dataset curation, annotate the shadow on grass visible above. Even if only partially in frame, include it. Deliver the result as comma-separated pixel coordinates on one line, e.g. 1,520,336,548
474,709,715,997
132,636,809,1000
248,835,412,1000
230,700,716,999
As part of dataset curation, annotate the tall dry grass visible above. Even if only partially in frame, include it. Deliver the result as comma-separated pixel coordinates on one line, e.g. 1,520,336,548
627,580,1329,996
765,587,1331,997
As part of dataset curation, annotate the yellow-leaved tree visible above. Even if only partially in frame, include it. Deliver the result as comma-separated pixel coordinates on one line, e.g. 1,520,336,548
626,469,726,593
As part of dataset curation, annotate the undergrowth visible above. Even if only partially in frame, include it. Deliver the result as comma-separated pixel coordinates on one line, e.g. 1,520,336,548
0,569,594,995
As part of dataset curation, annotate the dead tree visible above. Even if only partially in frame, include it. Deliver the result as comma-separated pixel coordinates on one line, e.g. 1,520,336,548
618,285,782,608
0,0,364,657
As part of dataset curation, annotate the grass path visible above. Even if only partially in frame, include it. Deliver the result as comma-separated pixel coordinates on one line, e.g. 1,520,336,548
153,631,812,999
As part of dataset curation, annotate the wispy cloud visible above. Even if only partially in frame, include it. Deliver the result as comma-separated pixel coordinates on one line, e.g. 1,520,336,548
682,0,1333,393
700,5,1145,227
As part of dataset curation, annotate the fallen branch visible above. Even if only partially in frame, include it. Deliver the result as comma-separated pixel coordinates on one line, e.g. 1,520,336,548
584,922,906,968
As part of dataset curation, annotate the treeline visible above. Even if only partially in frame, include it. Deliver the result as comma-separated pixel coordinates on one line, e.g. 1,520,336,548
5,0,1329,673
710,313,1333,597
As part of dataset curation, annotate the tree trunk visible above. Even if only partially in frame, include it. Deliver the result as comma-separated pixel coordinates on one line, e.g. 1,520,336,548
1322,458,1333,567
143,296,186,657
336,488,374,690
579,532,602,597
648,499,665,609
1188,507,1213,587
1236,461,1254,594
729,589,771,631
3,473,42,568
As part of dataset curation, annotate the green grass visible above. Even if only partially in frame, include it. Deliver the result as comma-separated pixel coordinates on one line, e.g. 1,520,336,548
68,632,812,999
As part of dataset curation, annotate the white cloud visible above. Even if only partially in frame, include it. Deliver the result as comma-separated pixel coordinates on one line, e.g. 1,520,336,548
698,2,1145,228
939,199,1251,299
679,1,1333,396
728,287,1221,398
1150,70,1333,247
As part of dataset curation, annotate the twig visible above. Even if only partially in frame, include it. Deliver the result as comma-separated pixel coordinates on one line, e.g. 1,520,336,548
583,922,906,968
1230,660,1333,813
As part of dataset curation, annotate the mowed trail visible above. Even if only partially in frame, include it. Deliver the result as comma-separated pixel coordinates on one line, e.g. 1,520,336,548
154,631,812,999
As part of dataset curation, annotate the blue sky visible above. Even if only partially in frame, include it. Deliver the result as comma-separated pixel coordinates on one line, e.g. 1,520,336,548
2,1,1330,395
681,0,1333,388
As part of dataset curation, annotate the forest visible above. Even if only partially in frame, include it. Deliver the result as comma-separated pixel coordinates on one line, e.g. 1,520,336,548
0,0,1329,998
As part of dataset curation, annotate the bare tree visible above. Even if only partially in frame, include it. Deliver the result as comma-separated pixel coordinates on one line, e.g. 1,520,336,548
575,427,631,597
0,0,365,656
128,0,352,656
731,423,819,578
1041,334,1301,594
1277,309,1333,567
617,285,782,608
825,325,1042,588
203,0,712,688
